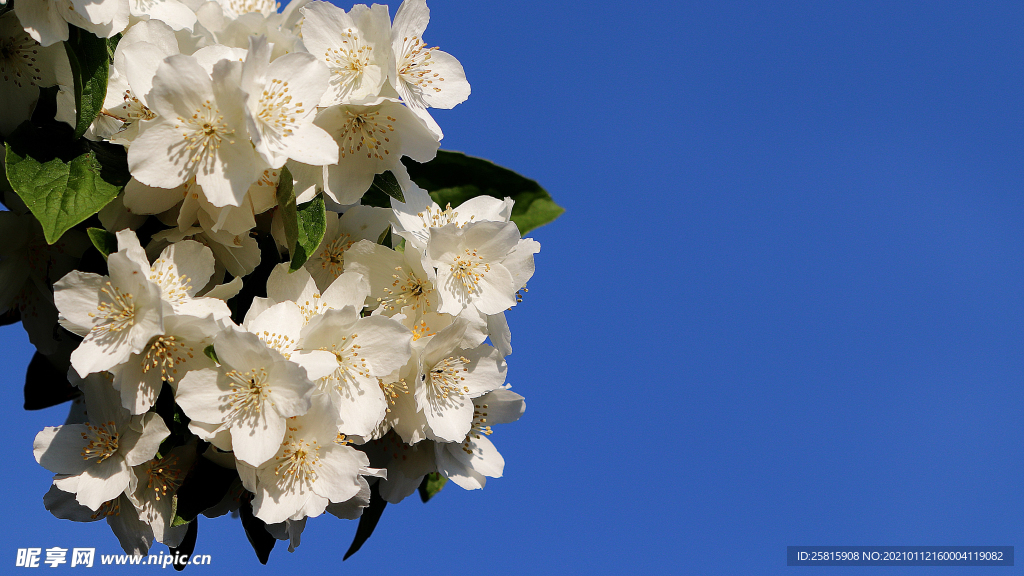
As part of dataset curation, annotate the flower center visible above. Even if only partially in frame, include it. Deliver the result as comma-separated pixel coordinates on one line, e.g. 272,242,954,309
223,0,278,17
257,79,305,139
450,249,489,295
89,282,137,334
148,261,192,303
427,355,470,399
141,335,195,383
398,36,445,95
274,435,321,491
463,403,494,453
337,109,395,160
141,454,184,501
80,421,120,463
318,334,369,394
317,234,354,280
177,102,235,170
379,378,409,413
379,267,433,312
0,29,44,89
324,28,372,95
225,367,271,422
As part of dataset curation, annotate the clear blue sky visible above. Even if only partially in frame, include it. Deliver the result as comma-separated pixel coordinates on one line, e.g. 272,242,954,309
4,0,1023,573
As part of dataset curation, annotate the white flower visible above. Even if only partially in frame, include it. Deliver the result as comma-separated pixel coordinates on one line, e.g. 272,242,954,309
343,239,438,318
427,220,522,316
33,373,170,510
127,443,197,547
390,178,511,251
44,486,155,555
53,249,165,377
127,0,196,31
14,0,128,47
300,0,391,106
411,319,507,443
296,305,412,438
315,100,438,204
116,230,232,320
303,206,393,290
371,433,435,504
241,36,338,168
150,225,262,279
175,328,316,466
128,54,260,208
111,313,220,414
0,11,71,135
389,0,470,138
260,262,369,323
435,387,524,490
239,395,381,524
93,19,180,143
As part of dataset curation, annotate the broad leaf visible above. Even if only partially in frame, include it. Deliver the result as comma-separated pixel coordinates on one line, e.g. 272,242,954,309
418,472,448,503
289,195,326,271
168,518,197,571
275,166,298,253
174,457,238,524
368,170,404,202
203,344,219,364
5,122,124,244
403,151,564,234
240,492,276,564
344,482,386,560
24,352,80,410
64,27,110,140
86,227,116,259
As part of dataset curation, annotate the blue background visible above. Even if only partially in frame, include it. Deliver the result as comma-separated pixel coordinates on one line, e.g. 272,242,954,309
3,0,1023,573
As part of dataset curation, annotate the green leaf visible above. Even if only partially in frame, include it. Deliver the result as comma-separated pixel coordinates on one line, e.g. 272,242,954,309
24,351,80,410
203,345,219,364
418,472,448,503
86,227,116,259
64,27,110,140
275,165,298,251
240,492,276,564
344,481,386,560
369,170,404,202
376,224,392,247
106,33,122,63
174,457,238,524
403,151,564,234
289,195,326,271
4,122,123,244
168,518,198,571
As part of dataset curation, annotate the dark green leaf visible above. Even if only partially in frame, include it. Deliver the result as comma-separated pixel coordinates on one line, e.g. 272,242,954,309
344,481,386,560
174,457,238,524
240,492,275,565
376,225,392,247
86,227,116,259
289,195,326,271
64,27,110,140
168,518,197,571
154,384,191,455
5,122,123,244
403,151,564,234
275,166,297,256
418,472,448,503
203,345,219,364
106,33,122,63
24,351,80,410
367,170,404,203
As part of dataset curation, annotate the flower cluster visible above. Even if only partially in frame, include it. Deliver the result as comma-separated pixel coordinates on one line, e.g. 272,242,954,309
4,0,540,560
